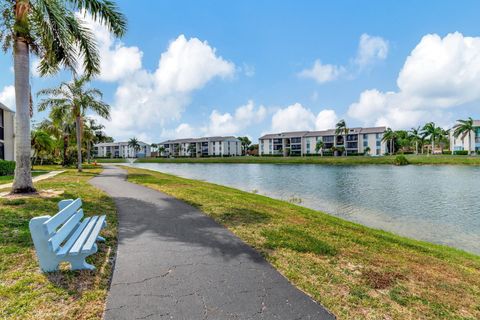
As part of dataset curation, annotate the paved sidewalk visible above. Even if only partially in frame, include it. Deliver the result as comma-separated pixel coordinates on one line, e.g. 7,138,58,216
90,166,334,320
0,170,65,190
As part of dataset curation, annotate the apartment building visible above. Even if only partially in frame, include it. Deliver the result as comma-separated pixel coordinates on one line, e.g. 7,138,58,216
450,120,480,153
0,102,15,161
259,127,387,156
94,141,151,158
158,136,241,157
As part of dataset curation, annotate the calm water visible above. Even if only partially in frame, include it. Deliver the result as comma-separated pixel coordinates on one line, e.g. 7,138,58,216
127,163,480,254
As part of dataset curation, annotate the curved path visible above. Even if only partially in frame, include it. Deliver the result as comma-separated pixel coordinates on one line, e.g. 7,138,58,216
90,166,334,320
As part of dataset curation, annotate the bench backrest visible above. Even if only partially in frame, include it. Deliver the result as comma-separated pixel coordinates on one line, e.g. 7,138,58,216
43,198,83,252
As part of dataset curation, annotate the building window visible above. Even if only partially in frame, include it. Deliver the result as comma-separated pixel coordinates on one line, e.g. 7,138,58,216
376,140,381,148
0,142,4,160
291,137,301,144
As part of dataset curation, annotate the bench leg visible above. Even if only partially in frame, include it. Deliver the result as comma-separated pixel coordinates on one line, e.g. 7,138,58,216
67,255,96,271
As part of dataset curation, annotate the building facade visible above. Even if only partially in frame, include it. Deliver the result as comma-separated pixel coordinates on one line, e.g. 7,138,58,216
450,120,480,153
94,141,151,158
158,136,241,157
259,127,387,156
0,102,15,161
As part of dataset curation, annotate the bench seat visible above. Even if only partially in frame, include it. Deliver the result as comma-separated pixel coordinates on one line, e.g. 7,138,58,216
29,198,107,272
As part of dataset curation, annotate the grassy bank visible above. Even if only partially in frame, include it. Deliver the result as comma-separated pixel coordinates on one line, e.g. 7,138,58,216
92,158,126,163
135,154,480,165
124,166,480,319
0,170,51,185
0,166,117,319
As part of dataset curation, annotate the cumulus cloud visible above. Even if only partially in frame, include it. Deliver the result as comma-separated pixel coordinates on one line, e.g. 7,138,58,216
348,32,480,128
91,31,234,140
299,34,388,84
270,103,338,132
298,60,345,84
354,33,389,67
160,123,196,140
81,13,143,81
0,85,15,110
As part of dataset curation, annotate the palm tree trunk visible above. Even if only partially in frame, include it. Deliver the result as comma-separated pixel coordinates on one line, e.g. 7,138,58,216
432,138,435,155
87,142,91,163
468,131,472,155
63,135,68,166
75,115,83,172
344,134,347,156
12,38,35,193
415,141,418,155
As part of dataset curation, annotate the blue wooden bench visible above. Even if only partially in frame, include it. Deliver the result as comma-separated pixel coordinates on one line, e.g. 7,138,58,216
29,198,107,272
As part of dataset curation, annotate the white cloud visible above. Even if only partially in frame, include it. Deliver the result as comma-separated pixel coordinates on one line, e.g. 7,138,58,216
354,33,389,67
0,85,15,110
270,103,338,132
242,63,255,77
315,109,338,130
348,32,480,128
202,100,267,136
160,123,195,140
91,33,235,141
81,13,143,82
298,60,345,84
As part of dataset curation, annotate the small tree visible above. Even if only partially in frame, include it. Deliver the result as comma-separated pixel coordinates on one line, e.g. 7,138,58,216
128,137,141,157
453,118,475,155
315,140,325,156
364,146,371,155
335,119,349,156
238,136,252,155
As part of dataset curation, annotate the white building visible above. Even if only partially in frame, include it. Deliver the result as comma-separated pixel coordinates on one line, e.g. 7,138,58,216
94,141,151,158
259,127,387,156
0,102,15,161
158,136,241,157
450,120,480,154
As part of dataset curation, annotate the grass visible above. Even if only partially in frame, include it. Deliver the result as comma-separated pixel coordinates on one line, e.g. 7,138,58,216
124,166,480,319
0,166,117,320
92,158,126,163
135,154,480,165
0,170,51,185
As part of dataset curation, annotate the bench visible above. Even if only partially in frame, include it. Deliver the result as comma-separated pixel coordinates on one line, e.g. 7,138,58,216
29,198,107,272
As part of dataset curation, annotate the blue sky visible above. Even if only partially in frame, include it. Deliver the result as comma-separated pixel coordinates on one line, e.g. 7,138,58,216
1,0,480,143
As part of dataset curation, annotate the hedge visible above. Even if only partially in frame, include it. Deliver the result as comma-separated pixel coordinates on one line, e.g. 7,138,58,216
0,160,15,176
453,150,468,155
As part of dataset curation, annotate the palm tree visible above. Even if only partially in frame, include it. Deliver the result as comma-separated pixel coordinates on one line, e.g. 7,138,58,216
315,140,325,156
38,76,110,172
364,146,371,155
1,0,126,193
409,126,422,155
128,137,141,157
335,119,349,156
238,136,252,155
382,128,396,155
422,122,439,155
158,146,166,157
31,129,55,165
453,118,475,155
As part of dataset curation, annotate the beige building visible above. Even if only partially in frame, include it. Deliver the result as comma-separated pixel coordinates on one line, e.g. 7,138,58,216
0,102,15,161
259,127,387,156
158,136,241,157
94,141,152,158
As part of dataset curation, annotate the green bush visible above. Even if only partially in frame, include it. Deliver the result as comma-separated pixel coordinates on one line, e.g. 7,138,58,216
453,150,468,155
394,155,409,166
442,150,453,155
0,160,15,176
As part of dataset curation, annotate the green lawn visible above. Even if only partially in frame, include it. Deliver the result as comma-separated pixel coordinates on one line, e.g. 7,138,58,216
135,154,480,165
92,158,127,163
0,166,117,319
124,166,480,319
0,170,51,185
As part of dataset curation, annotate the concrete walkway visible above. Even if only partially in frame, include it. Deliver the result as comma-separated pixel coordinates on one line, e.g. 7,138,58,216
90,166,334,320
0,170,65,190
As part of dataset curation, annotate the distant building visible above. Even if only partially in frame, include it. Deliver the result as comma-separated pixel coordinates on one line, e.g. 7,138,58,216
450,120,480,153
94,141,151,158
158,136,241,157
0,102,15,161
259,127,387,156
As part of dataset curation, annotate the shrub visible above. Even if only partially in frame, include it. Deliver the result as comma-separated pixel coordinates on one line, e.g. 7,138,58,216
394,155,409,166
0,160,15,176
442,150,452,155
453,150,468,155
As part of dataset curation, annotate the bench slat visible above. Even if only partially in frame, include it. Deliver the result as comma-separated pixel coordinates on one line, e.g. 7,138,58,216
69,216,99,255
82,215,106,253
48,210,84,252
44,198,82,235
56,217,91,256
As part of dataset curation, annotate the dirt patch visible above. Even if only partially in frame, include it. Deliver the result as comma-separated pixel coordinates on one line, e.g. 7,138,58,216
0,189,64,199
362,269,405,289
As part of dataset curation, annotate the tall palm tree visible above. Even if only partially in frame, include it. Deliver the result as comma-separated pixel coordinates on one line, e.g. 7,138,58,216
37,76,110,172
128,137,140,157
315,140,325,156
453,117,475,155
0,0,126,193
335,119,349,156
422,122,439,155
382,128,396,155
409,126,422,155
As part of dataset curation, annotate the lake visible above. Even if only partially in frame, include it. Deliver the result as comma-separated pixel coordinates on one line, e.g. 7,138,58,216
126,163,480,254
